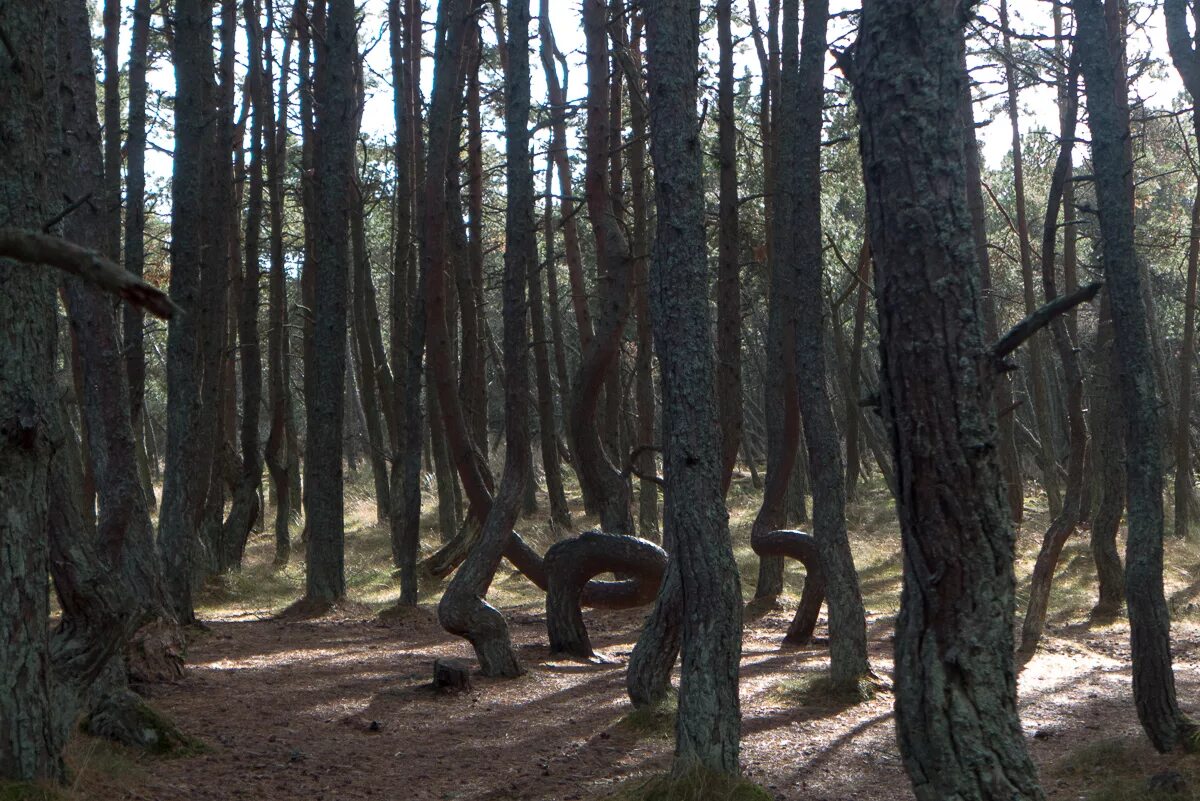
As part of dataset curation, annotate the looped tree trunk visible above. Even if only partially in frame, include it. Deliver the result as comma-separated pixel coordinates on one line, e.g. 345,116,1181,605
751,529,825,645
544,530,667,658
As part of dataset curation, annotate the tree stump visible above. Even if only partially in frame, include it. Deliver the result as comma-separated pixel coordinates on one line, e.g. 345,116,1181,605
432,658,472,693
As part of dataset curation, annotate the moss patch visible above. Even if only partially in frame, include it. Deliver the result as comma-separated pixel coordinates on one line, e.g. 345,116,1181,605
0,783,64,801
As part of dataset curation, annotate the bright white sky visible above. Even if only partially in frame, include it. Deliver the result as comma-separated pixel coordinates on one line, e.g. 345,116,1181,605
124,1,1185,195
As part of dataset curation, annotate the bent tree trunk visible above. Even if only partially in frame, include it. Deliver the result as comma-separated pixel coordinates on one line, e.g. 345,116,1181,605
1019,54,1089,656
750,530,825,644
438,0,532,678
1076,0,1193,753
851,2,1044,798
545,531,667,658
781,0,869,686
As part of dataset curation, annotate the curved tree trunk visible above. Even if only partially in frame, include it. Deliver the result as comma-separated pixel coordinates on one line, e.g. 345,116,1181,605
545,531,666,658
1019,57,1090,655
571,0,635,535
851,3,1045,797
438,0,534,678
751,530,825,644
1077,0,1193,753
782,0,869,686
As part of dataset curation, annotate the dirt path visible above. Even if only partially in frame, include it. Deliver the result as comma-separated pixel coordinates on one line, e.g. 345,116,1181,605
74,580,1200,801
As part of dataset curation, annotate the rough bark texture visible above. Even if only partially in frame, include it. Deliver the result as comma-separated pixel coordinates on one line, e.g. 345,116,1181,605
781,0,869,685
438,0,533,678
851,3,1045,798
158,0,214,625
644,0,743,776
304,0,358,604
0,4,59,776
1075,0,1192,753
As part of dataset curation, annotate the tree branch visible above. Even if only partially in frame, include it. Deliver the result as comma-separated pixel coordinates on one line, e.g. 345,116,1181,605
0,228,176,319
990,281,1102,365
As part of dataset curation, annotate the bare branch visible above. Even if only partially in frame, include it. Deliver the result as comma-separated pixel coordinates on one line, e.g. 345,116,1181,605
0,228,176,319
990,281,1103,365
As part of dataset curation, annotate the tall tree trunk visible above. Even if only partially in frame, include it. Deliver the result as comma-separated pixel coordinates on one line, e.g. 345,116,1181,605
223,0,268,568
534,157,573,530
265,0,299,567
1000,0,1061,519
749,0,799,600
1,7,75,776
1076,0,1194,753
716,0,743,496
782,0,869,685
350,178,393,524
460,23,489,461
851,3,1044,797
1166,1,1200,540
961,43,1024,525
123,0,153,512
438,0,534,676
629,11,659,541
844,241,870,500
642,0,743,775
573,0,635,534
158,0,216,626
1019,56,1090,655
304,0,358,605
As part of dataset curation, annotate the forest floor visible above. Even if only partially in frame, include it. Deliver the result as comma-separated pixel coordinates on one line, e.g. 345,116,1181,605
47,474,1200,800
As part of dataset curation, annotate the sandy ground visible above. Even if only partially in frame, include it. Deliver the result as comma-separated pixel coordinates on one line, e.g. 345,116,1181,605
70,568,1200,801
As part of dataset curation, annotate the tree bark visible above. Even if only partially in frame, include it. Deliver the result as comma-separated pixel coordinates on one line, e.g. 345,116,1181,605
158,0,216,625
781,0,869,686
1075,0,1194,753
223,0,268,568
851,3,1045,797
716,0,743,496
573,0,635,534
438,0,534,678
643,0,743,776
1000,0,1061,519
304,0,358,604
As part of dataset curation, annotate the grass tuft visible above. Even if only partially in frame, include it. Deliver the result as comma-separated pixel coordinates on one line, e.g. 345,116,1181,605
609,768,773,801
770,672,880,709
616,692,678,739
0,783,64,801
